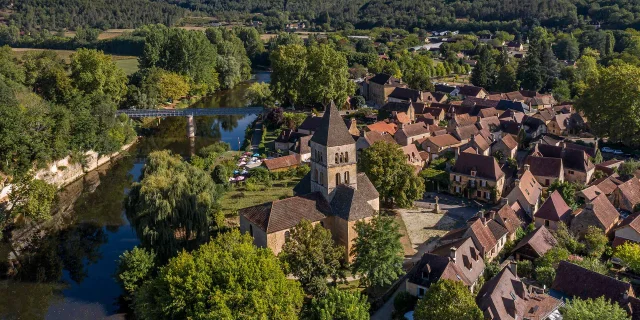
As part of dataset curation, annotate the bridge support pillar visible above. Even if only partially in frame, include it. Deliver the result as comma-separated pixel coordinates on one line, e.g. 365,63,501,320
186,115,196,138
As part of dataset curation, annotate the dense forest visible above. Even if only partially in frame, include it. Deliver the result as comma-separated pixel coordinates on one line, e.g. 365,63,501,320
0,0,185,30
3,0,640,32
161,0,640,31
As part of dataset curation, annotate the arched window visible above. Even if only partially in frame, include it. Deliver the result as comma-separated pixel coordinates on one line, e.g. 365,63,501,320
344,171,350,184
319,172,324,185
345,152,349,163
335,153,339,164
340,153,344,163
336,173,341,184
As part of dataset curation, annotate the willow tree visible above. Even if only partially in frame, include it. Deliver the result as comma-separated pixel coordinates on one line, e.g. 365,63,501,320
126,150,223,262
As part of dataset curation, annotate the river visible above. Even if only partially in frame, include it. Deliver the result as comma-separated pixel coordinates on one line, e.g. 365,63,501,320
0,72,271,320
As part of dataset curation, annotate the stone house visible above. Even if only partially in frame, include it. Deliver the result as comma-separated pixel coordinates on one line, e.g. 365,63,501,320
440,218,509,262
458,85,488,99
274,129,309,153
524,155,564,187
402,144,425,171
362,73,407,107
547,113,571,136
612,177,640,213
450,152,505,203
394,122,432,146
613,213,640,248
407,237,485,297
421,134,461,162
478,266,562,320
506,168,543,217
492,134,518,160
512,226,557,261
532,144,595,185
533,190,573,230
570,193,620,237
381,101,416,124
355,131,397,152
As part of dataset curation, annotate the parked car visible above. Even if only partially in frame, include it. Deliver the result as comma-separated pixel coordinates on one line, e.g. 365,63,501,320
601,147,614,153
614,150,624,155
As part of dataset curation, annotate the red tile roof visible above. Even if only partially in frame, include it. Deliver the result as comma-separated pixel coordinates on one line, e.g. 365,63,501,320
262,154,300,171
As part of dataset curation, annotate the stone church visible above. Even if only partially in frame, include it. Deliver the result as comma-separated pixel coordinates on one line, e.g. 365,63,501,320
239,102,380,260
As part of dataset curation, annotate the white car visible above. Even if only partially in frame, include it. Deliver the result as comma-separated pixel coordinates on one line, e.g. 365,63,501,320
601,147,614,153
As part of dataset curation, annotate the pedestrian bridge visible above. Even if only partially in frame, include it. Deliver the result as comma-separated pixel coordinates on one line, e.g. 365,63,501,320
116,107,265,118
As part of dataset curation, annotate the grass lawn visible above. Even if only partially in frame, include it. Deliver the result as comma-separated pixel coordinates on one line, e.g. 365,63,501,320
114,58,139,75
220,177,301,217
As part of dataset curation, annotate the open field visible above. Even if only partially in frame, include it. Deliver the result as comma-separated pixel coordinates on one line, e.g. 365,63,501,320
11,48,139,74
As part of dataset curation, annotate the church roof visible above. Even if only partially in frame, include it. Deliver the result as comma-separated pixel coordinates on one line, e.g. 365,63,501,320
330,185,376,221
239,192,330,233
310,101,356,147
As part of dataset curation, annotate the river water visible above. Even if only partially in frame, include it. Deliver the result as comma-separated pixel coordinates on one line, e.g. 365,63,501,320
0,72,270,320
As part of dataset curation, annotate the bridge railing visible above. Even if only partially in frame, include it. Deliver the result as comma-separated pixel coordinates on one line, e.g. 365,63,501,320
116,107,265,118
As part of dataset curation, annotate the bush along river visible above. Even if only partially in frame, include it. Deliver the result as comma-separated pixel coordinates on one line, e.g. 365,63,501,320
0,72,270,320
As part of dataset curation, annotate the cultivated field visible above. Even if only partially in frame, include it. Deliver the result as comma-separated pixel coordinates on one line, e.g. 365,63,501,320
11,48,139,74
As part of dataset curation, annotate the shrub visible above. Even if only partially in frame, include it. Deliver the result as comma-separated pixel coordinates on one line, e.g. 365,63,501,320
393,291,418,315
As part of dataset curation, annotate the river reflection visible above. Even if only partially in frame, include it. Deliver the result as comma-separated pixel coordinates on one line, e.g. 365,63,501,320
0,72,270,319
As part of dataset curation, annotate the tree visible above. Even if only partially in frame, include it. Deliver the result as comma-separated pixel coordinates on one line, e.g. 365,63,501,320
554,37,580,61
0,45,25,84
359,141,425,207
619,161,640,179
280,220,345,296
548,180,578,209
484,262,501,280
7,175,56,224
212,165,229,185
561,296,630,320
495,64,518,92
470,45,495,89
414,279,483,320
116,247,157,298
245,82,275,106
518,44,543,91
583,225,608,258
351,215,404,288
303,44,354,106
592,149,603,165
615,242,640,274
573,257,609,275
578,64,640,146
206,27,252,89
70,48,128,102
157,71,190,101
133,230,304,320
351,96,366,109
270,44,307,106
126,150,224,262
306,288,370,320
554,222,584,254
536,247,570,269
534,266,556,287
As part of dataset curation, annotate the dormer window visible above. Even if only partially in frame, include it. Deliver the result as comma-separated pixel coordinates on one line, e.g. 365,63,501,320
471,170,477,177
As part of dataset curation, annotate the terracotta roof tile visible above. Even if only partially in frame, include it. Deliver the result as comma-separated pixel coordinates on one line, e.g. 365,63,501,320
263,154,300,171
617,178,640,210
366,121,397,135
525,155,563,178
512,226,557,257
423,134,460,148
534,190,572,222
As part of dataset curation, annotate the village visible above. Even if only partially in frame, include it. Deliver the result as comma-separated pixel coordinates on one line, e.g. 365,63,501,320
238,70,640,319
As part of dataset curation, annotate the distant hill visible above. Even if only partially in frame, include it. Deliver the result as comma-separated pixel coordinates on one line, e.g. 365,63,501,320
3,0,186,31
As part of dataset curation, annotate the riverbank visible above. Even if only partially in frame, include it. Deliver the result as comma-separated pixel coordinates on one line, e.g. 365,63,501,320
0,140,138,203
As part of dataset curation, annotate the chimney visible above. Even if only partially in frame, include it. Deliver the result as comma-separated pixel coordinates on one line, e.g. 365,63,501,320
501,198,509,206
450,247,457,262
585,202,594,210
455,147,460,160
509,261,518,277
489,210,496,220
524,164,531,172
